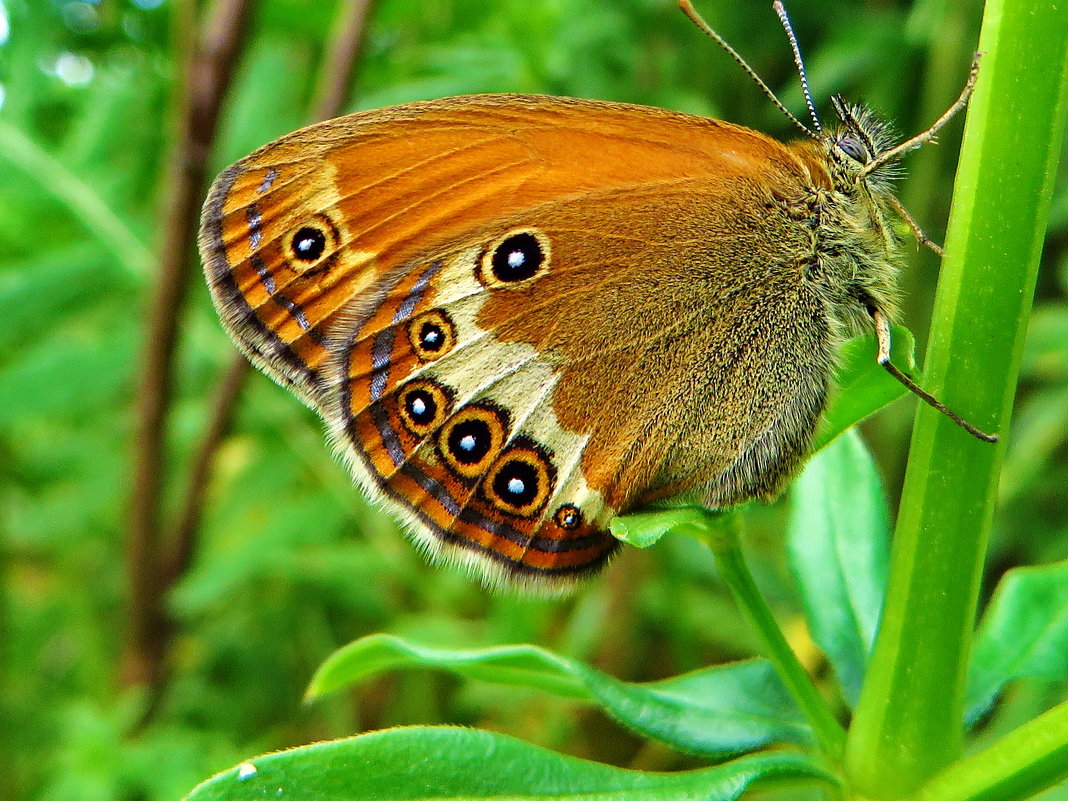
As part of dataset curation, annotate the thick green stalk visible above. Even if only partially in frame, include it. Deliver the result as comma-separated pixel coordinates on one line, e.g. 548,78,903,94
845,0,1068,797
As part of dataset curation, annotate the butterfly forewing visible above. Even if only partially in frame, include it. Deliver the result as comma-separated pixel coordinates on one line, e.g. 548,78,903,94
200,94,841,590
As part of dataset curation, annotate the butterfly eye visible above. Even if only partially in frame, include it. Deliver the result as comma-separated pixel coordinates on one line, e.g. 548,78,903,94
485,443,555,518
836,136,870,164
478,228,551,288
407,310,456,362
439,404,509,479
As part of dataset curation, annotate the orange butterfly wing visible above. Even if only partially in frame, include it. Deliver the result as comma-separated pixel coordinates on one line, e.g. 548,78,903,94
201,95,812,402
200,94,826,589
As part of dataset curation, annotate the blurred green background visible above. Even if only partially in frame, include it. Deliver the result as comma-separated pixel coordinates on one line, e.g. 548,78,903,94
1,0,1065,799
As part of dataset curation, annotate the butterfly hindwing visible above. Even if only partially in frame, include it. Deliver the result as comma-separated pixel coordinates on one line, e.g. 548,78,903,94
326,236,619,589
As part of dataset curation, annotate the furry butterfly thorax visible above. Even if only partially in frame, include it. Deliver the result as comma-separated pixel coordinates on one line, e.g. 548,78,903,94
199,21,983,593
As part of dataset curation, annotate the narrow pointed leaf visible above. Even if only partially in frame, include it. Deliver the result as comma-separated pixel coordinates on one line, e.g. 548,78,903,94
966,560,1068,723
307,634,812,757
788,430,890,706
610,505,715,548
184,726,835,801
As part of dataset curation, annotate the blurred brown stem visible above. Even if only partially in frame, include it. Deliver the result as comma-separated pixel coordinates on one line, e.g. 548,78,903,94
163,0,378,596
312,0,375,122
163,357,250,587
126,0,377,723
126,0,254,692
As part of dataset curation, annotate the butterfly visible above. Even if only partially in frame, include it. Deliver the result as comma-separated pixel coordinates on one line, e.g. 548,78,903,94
199,2,990,592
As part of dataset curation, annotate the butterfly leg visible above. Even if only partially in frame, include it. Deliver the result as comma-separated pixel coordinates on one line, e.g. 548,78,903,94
887,195,944,257
862,53,981,178
871,307,997,442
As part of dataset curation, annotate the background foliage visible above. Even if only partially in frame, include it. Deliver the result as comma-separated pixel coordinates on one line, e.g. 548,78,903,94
0,0,1065,799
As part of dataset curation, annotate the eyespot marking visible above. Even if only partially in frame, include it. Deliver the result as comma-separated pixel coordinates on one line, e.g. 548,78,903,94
477,228,551,288
407,310,455,361
283,213,340,273
439,404,509,479
398,380,452,437
484,440,555,518
292,227,325,261
554,504,582,530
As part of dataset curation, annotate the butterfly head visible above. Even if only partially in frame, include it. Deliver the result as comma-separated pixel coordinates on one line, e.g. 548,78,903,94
825,96,901,192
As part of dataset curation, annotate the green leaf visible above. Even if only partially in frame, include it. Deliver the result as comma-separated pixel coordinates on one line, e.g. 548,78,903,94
307,634,812,757
0,331,136,425
183,726,834,801
965,560,1068,724
997,383,1068,505
813,327,914,453
999,304,1068,502
0,249,130,350
1018,303,1068,381
609,504,719,549
788,429,890,706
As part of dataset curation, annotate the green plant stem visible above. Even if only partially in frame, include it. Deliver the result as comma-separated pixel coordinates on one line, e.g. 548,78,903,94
685,512,846,760
908,699,1068,801
844,0,1068,796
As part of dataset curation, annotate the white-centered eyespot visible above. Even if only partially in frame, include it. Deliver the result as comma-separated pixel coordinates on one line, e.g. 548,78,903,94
476,228,552,289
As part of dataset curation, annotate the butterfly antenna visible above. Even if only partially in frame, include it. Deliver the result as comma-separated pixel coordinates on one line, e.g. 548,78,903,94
772,1,821,132
679,0,817,138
